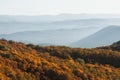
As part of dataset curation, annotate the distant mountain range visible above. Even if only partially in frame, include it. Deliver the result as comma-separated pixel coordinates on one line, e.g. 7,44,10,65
0,28,98,45
0,14,120,48
1,25,120,48
71,26,120,48
1,14,120,34
1,14,120,22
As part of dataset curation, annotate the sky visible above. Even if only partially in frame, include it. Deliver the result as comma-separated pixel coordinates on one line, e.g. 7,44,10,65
0,0,120,15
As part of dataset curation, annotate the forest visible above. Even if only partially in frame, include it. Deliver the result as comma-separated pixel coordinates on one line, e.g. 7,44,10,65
0,39,120,80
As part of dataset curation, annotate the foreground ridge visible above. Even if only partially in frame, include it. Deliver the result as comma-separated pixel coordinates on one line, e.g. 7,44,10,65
0,39,120,80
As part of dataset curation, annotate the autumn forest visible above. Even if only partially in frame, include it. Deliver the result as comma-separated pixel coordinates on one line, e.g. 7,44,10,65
0,39,120,80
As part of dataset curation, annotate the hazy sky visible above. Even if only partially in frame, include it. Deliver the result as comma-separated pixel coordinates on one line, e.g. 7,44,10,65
0,0,120,15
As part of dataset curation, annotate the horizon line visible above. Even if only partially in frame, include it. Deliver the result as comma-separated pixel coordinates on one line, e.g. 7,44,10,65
1,13,120,16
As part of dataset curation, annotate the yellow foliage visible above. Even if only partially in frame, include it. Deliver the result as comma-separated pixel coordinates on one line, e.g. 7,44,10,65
0,39,119,80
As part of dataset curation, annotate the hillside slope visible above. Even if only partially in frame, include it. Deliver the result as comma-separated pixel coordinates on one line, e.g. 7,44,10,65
0,39,120,80
97,40,120,52
71,26,120,48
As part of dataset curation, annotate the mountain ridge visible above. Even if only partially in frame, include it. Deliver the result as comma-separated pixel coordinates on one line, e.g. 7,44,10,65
0,28,98,45
71,25,120,48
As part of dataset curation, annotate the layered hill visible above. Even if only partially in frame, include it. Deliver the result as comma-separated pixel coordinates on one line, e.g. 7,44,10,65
0,39,120,80
0,28,98,45
71,26,120,48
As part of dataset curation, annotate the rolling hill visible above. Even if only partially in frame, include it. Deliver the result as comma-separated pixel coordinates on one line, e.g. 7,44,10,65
71,26,120,48
0,28,98,46
0,39,120,80
1,15,120,34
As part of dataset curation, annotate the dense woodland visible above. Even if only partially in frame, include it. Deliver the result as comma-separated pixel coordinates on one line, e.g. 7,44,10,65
0,39,120,80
